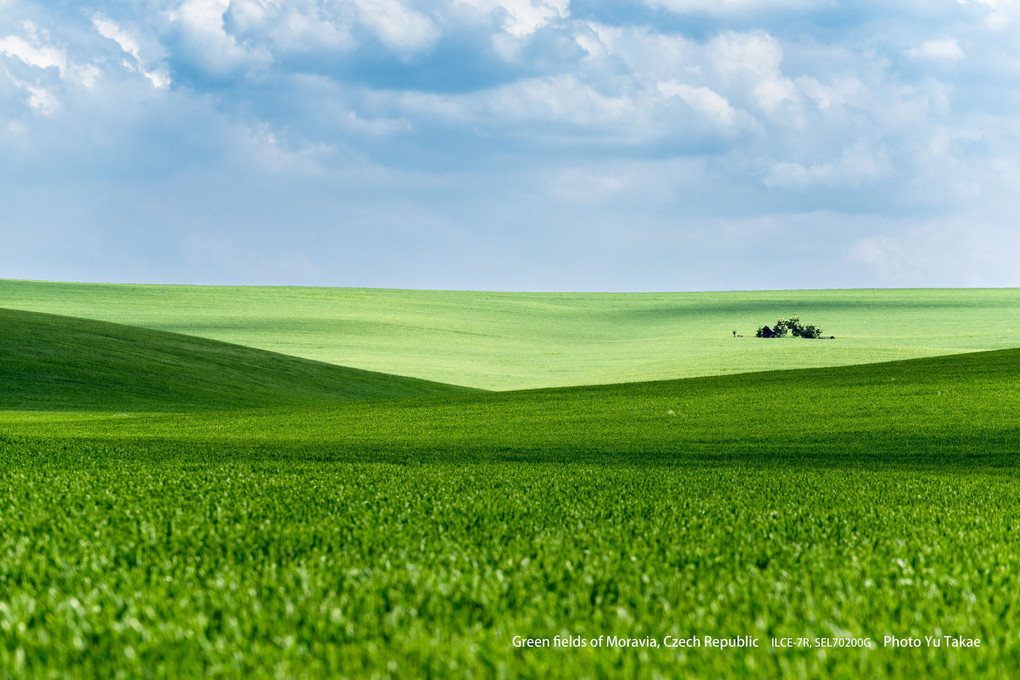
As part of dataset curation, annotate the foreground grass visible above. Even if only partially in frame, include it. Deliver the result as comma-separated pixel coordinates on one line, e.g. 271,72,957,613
3,280,1020,389
2,452,1017,679
2,349,1019,677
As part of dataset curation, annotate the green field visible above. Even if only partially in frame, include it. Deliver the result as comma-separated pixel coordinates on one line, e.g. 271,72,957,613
0,308,476,412
2,283,1019,678
3,279,1020,389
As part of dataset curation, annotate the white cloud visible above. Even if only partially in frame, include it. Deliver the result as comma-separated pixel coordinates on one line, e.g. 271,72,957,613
957,0,1020,29
906,37,965,61
501,75,631,125
341,110,412,136
227,0,352,52
573,28,606,60
0,23,71,115
764,144,889,188
93,16,171,89
73,63,102,89
582,23,693,81
4,0,1020,290
145,69,171,90
708,31,801,118
643,0,817,13
0,25,67,75
353,0,439,52
458,0,570,37
795,75,866,110
3,73,59,115
658,80,736,126
492,75,595,121
93,17,143,63
229,120,336,174
393,74,636,131
168,0,272,74
24,83,59,115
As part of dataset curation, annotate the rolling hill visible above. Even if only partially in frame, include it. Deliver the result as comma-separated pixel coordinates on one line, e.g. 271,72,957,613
3,299,1020,678
4,337,1018,468
2,279,1019,390
0,307,476,412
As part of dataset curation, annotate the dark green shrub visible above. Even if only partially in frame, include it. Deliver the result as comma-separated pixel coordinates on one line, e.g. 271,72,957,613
756,325,787,338
756,316,822,338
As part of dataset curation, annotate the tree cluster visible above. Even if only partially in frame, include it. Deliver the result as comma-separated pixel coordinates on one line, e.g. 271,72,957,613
756,316,823,339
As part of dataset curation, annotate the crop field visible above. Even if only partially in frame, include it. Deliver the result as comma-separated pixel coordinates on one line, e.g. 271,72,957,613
2,284,1020,678
3,279,1020,389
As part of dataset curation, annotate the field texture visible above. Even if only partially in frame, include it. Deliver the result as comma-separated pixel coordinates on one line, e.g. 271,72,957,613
3,327,1020,678
3,279,1020,389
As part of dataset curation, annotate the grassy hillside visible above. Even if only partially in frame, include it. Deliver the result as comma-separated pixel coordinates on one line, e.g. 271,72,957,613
0,308,475,411
2,279,1019,389
3,291,1019,677
8,346,1019,463
2,349,1019,678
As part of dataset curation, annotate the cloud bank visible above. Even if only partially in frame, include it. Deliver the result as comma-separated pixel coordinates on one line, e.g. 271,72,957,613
2,0,1019,290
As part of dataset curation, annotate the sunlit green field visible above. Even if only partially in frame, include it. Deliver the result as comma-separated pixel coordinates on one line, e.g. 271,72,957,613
3,445,1018,679
2,288,1019,678
3,279,1019,389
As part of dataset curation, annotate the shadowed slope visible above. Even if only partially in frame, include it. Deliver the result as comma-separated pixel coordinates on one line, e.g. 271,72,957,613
7,345,1019,467
0,308,477,412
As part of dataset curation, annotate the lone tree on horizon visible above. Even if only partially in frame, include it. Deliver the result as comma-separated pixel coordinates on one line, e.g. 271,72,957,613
756,316,822,339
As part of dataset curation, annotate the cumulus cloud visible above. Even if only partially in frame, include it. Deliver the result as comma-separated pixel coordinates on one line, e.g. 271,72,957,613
0,23,67,74
795,75,866,110
3,0,1020,289
658,81,737,127
21,82,59,114
0,22,70,115
458,0,570,37
388,74,635,132
228,120,337,174
707,31,801,119
765,144,889,188
167,0,272,75
906,37,965,61
225,0,352,52
958,0,1020,29
643,0,817,14
353,0,439,52
93,16,171,88
580,23,693,80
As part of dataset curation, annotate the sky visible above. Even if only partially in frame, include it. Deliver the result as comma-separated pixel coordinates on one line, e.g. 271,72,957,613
2,0,1019,291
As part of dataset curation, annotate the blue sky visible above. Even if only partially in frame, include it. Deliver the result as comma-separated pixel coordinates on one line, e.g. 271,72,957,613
2,0,1019,291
